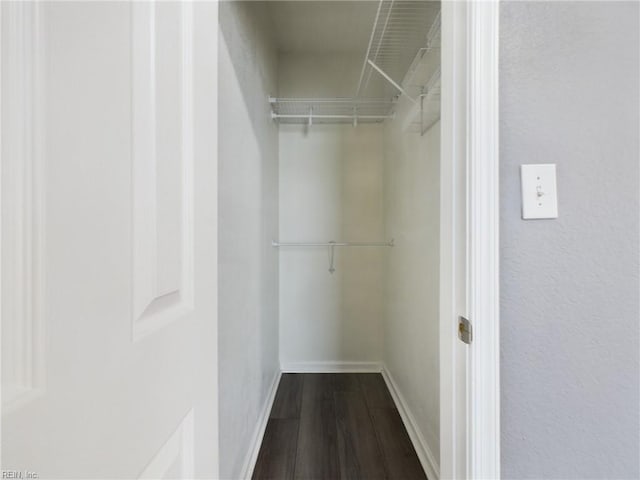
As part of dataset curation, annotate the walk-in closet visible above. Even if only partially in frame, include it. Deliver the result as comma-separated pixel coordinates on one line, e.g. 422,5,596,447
218,1,442,478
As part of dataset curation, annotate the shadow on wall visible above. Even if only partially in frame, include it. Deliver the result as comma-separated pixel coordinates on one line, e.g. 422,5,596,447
218,2,280,479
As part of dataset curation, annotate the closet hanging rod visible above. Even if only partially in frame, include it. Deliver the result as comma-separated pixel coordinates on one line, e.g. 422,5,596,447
272,240,394,248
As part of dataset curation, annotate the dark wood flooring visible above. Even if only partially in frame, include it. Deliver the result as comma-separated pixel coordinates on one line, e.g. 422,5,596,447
252,373,427,480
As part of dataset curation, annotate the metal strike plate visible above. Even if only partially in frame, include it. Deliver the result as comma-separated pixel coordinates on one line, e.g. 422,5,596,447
458,316,472,344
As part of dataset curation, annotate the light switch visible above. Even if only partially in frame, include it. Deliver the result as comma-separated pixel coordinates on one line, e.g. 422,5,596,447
520,164,558,219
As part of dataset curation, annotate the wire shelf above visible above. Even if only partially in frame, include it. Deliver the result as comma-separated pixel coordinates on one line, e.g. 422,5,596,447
268,1,441,128
269,97,396,125
356,1,441,99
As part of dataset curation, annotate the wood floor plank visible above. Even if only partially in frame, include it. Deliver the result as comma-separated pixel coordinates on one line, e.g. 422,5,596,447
334,391,387,479
359,373,396,409
252,418,299,480
294,374,340,479
258,374,427,480
330,373,362,392
370,408,428,480
270,373,303,419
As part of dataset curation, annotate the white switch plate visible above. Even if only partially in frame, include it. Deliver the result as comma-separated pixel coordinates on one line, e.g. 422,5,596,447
521,164,558,219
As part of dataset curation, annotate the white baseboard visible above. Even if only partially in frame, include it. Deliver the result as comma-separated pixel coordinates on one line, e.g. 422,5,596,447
381,366,440,480
239,365,438,480
238,370,282,480
280,361,382,373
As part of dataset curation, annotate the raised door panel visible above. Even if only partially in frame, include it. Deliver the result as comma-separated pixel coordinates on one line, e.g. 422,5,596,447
131,2,193,342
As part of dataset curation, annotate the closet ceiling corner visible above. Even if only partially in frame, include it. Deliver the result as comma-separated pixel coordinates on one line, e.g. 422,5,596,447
267,0,441,128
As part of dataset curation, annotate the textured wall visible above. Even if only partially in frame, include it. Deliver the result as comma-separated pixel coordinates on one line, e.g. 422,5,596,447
500,2,639,478
277,52,386,98
218,2,280,478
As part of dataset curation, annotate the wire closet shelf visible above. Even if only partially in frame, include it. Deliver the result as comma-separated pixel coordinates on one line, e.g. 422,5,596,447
269,97,396,125
269,0,441,128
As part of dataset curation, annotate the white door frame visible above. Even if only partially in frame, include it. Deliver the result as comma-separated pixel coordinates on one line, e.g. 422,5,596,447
440,1,500,479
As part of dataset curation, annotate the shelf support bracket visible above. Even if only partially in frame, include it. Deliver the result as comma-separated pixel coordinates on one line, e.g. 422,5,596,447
367,59,417,104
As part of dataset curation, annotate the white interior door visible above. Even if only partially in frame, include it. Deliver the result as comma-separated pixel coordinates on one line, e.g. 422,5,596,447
1,2,219,478
440,2,469,479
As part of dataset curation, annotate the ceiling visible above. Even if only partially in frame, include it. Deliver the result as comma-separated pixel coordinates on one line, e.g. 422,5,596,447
264,0,441,100
267,1,380,54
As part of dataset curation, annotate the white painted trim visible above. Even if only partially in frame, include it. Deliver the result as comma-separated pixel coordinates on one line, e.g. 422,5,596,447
239,371,282,480
440,2,469,478
440,2,500,479
280,361,382,373
467,1,500,479
382,366,440,480
138,409,195,479
1,0,46,415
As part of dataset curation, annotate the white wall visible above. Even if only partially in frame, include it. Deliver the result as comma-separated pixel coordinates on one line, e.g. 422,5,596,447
278,53,441,469
383,96,441,465
278,52,386,98
218,2,280,478
279,124,386,367
278,53,386,368
500,2,639,478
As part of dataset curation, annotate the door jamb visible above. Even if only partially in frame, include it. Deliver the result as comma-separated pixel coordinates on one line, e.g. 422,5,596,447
440,1,500,479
